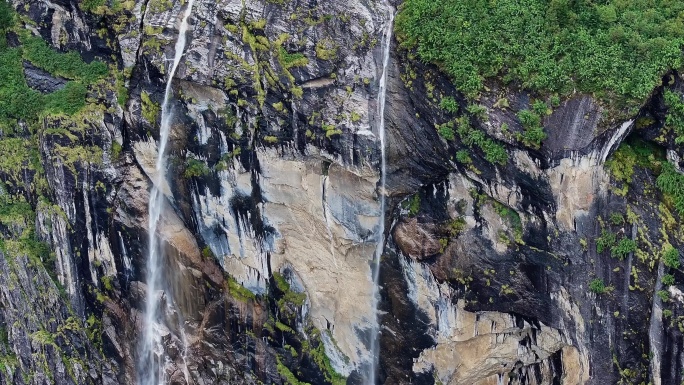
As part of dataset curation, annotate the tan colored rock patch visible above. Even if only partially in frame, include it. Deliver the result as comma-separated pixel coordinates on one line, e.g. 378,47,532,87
415,300,586,385
393,218,441,260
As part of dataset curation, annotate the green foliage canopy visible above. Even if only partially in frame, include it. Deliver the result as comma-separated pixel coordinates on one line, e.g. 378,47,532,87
396,0,684,108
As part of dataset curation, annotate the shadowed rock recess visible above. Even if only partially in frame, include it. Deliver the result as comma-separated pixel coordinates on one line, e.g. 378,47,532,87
1,0,684,384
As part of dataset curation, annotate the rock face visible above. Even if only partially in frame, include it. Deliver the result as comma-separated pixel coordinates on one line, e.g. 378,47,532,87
1,0,684,385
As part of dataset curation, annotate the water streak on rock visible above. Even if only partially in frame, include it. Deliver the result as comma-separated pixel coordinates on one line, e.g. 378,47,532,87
139,1,196,384
368,6,394,384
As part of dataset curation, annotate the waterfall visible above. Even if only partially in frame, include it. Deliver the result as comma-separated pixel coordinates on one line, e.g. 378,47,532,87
139,1,196,384
367,7,394,385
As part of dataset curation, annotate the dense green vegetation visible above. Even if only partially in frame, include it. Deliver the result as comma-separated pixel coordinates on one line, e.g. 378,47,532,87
0,1,12,48
20,34,108,84
396,0,684,108
0,7,107,127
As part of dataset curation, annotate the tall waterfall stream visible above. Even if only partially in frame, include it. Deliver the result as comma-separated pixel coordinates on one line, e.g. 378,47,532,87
367,7,394,385
139,1,196,384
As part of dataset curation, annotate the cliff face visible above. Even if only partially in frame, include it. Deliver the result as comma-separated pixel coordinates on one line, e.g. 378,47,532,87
1,0,684,384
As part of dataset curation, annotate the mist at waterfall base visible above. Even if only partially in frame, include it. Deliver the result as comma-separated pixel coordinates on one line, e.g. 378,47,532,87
366,8,394,385
138,1,196,385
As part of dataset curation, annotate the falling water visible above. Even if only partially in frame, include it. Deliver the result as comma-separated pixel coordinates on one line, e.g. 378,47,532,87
367,7,394,385
321,175,338,268
139,1,196,385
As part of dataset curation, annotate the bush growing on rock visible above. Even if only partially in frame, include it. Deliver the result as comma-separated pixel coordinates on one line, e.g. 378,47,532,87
611,238,637,260
589,278,611,294
663,245,681,269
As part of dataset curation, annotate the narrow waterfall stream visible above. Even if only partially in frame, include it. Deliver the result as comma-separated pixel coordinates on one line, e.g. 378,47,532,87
367,7,394,385
139,1,196,384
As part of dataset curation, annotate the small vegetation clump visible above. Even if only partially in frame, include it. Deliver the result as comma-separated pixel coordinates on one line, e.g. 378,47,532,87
492,201,523,242
436,121,455,141
140,91,160,124
396,0,684,109
611,238,636,260
596,229,616,254
662,274,675,286
184,158,210,179
406,194,420,216
663,89,684,144
607,138,663,196
226,275,256,302
278,47,309,69
589,278,611,294
456,118,508,165
516,109,547,149
273,273,306,307
440,96,459,114
455,150,472,165
662,244,681,269
657,162,684,216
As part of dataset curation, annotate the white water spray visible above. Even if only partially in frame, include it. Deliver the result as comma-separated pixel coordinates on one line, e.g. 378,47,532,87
139,2,196,384
367,7,394,385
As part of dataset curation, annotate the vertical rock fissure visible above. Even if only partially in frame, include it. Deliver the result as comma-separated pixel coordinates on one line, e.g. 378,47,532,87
139,1,196,385
368,6,394,385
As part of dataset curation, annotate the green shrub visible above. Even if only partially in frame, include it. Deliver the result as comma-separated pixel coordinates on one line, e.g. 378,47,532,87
518,125,546,149
395,0,684,109
609,213,625,226
440,96,459,113
456,119,507,165
455,150,472,165
408,194,420,216
611,238,636,260
278,47,309,69
110,141,122,160
466,104,487,119
140,91,159,124
437,122,455,141
532,100,550,116
45,82,87,115
596,230,616,254
201,246,214,260
657,290,670,302
663,245,681,269
656,162,684,216
662,274,675,286
663,89,684,144
589,278,608,294
184,158,209,178
516,109,546,149
517,110,541,129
